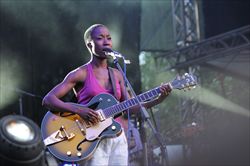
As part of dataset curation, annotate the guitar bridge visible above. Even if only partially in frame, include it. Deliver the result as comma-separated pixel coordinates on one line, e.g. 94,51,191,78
43,126,75,146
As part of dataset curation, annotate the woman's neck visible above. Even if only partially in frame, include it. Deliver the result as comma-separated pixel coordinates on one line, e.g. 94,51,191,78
91,56,108,68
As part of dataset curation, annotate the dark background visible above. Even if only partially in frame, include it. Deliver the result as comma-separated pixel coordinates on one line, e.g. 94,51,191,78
0,1,141,124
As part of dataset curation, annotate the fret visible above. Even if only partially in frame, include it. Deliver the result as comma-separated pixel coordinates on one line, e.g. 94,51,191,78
128,100,133,106
109,107,114,117
145,92,150,100
125,100,129,106
152,88,158,96
137,95,143,102
117,104,122,111
140,93,145,100
141,94,146,101
125,101,129,108
111,106,116,114
128,100,131,106
120,103,126,110
124,101,128,108
131,98,136,105
150,90,157,98
150,91,155,97
147,91,153,98
112,105,118,114
156,87,161,93
119,104,124,110
126,101,130,107
104,108,111,117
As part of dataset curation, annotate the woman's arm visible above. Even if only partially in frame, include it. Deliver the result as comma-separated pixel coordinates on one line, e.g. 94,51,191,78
42,66,99,124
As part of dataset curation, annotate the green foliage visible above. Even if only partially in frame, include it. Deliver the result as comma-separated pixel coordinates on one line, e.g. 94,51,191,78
200,67,249,110
140,52,182,145
139,52,250,148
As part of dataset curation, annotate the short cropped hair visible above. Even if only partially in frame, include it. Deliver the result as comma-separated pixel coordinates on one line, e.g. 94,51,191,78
84,24,106,46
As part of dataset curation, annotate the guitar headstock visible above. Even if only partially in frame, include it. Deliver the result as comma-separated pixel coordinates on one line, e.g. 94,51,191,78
171,73,197,90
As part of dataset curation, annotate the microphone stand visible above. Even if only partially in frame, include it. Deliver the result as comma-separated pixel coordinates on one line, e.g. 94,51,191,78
112,56,169,166
0,85,42,115
14,88,43,115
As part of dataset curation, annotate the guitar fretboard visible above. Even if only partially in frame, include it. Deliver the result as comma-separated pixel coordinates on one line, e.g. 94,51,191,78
102,73,197,118
103,87,161,118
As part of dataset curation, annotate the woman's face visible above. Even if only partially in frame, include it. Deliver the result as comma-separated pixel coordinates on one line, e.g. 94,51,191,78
90,26,112,58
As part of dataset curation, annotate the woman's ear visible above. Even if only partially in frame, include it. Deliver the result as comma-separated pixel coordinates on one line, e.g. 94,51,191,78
87,42,92,49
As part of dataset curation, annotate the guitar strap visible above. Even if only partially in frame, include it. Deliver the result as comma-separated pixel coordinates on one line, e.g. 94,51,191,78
108,67,119,100
108,67,124,119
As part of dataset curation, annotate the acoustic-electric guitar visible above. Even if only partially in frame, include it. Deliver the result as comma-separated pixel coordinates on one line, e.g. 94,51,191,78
41,73,197,162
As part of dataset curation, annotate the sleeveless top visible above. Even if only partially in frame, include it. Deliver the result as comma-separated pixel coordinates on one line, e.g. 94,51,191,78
77,63,122,105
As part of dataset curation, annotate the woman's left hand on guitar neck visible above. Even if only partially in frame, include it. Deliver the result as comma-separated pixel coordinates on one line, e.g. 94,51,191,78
157,83,172,103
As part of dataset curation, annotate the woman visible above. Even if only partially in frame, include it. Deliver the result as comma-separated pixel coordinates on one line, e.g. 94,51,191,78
42,24,171,165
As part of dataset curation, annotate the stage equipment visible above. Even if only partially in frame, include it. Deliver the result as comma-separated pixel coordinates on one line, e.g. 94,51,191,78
0,115,46,166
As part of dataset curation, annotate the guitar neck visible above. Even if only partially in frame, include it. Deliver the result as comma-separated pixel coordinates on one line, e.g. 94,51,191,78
103,86,162,118
102,73,197,118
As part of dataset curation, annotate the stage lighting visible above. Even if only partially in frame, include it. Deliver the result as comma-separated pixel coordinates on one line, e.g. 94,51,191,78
60,162,79,166
0,115,46,166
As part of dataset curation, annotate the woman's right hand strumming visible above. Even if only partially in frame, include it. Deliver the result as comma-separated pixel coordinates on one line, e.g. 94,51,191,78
72,106,99,125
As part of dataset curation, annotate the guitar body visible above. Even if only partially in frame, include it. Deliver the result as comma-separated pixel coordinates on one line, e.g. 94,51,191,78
41,94,122,162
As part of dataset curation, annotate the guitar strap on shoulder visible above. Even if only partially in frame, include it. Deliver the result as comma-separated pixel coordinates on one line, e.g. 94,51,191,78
109,67,125,119
108,67,119,100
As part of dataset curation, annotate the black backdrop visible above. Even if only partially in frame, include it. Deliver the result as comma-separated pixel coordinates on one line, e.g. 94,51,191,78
0,1,141,124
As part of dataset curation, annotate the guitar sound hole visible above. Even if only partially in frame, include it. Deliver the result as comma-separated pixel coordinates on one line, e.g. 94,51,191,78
77,139,87,151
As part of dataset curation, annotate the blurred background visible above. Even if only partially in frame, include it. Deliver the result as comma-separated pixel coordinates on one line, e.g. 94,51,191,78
0,0,249,166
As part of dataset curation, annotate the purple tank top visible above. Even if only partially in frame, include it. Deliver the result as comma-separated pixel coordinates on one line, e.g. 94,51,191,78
77,63,121,104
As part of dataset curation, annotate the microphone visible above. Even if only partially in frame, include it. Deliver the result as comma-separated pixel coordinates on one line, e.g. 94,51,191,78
103,48,123,59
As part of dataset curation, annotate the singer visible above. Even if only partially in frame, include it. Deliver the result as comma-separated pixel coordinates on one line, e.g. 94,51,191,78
42,24,171,166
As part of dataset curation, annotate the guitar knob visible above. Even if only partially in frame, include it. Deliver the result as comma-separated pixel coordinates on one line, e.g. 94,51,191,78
67,151,72,156
111,125,116,130
77,152,82,157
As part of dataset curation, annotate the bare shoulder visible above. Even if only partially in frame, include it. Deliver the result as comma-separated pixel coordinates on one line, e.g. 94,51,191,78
65,64,88,83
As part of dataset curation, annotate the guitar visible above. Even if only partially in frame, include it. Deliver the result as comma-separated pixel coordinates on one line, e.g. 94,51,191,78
41,73,197,162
